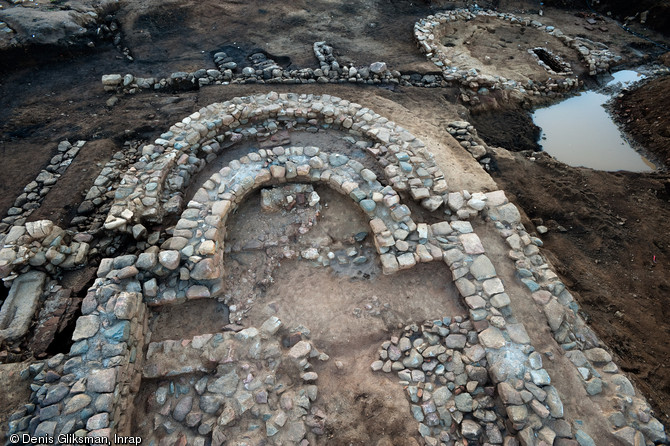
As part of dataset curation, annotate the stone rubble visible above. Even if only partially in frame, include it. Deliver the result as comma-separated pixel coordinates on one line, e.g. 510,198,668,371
0,220,91,281
372,317,516,445
138,319,326,445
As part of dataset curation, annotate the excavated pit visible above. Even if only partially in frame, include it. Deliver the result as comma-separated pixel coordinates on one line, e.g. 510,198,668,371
1,2,669,442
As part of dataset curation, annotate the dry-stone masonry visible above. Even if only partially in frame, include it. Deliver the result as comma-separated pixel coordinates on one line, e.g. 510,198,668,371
102,92,450,234
102,40,443,95
3,93,666,446
414,9,621,98
485,198,669,444
0,141,85,233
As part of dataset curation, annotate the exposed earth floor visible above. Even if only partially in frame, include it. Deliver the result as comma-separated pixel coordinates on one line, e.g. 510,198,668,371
1,0,670,444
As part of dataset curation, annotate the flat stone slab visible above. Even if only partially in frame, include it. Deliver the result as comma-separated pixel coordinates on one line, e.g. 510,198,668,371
0,271,47,342
470,255,496,280
479,327,506,349
460,233,485,255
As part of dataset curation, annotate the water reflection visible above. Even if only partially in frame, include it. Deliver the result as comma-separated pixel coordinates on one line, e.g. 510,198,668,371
532,70,654,172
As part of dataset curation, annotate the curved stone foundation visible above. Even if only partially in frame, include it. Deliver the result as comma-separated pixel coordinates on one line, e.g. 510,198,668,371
105,92,451,235
414,9,622,98
3,93,667,446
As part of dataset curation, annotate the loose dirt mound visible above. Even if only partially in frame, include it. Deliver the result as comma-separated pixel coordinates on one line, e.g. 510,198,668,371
613,75,670,168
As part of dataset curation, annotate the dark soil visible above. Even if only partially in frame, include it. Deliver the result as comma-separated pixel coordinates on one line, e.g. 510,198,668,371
469,109,542,152
544,0,670,38
612,75,670,168
491,147,670,427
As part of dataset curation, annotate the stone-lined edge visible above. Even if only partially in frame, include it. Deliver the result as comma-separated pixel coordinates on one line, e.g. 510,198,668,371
485,198,668,444
414,9,621,98
103,92,453,234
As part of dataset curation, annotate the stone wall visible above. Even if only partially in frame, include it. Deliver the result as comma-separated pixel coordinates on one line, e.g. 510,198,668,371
6,280,148,440
486,199,668,443
0,141,84,234
102,92,452,235
4,94,667,446
101,41,445,94
414,9,622,98
137,320,327,445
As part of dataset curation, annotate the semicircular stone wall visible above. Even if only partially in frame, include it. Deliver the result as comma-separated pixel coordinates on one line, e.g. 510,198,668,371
141,144,452,305
6,92,667,446
105,92,451,235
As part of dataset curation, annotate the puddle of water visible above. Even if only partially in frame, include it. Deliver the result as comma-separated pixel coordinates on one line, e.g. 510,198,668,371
532,70,654,172
605,70,645,87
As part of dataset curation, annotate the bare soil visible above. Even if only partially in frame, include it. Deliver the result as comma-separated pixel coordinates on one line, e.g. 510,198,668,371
233,189,466,445
0,362,32,439
145,186,467,444
490,147,670,427
613,75,670,168
435,15,587,84
3,0,670,439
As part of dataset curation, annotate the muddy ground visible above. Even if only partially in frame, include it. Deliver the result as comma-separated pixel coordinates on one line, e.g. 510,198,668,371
2,0,670,439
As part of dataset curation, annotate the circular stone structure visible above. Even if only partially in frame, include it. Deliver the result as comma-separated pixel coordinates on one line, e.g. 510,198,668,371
414,9,622,98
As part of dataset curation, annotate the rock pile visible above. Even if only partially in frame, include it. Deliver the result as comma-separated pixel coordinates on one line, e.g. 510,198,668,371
372,317,511,444
0,220,91,281
138,318,327,445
